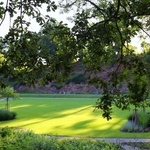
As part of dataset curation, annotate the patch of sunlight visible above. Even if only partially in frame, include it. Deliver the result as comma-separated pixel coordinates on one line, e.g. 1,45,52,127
17,110,95,134
59,105,93,115
90,118,126,130
111,125,122,129
29,118,93,135
98,124,112,130
0,104,129,137
12,104,31,109
17,118,46,126
0,118,45,128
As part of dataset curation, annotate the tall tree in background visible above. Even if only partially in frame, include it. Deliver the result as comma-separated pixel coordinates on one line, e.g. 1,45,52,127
0,0,56,86
38,20,76,85
0,0,76,86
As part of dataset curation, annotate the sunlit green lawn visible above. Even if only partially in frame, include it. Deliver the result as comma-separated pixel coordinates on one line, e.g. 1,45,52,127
0,94,150,138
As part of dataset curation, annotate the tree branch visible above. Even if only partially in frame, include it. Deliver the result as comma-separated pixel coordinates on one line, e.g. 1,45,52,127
135,22,150,38
85,0,106,17
0,0,9,26
20,0,23,30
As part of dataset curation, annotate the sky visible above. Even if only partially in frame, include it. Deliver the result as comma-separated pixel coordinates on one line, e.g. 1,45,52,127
0,0,144,53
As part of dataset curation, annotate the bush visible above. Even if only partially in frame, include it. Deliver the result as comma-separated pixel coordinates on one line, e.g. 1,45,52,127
0,109,17,121
123,111,150,132
51,83,63,90
0,127,59,150
127,111,150,129
121,121,143,132
138,111,150,128
66,73,87,84
59,138,121,150
0,126,14,137
0,127,121,150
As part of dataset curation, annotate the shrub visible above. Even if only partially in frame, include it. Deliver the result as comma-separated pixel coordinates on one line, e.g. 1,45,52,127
59,138,121,150
0,126,14,137
0,127,121,150
66,73,87,84
51,83,63,90
138,111,150,128
0,127,59,150
121,121,143,132
0,109,17,121
127,111,150,129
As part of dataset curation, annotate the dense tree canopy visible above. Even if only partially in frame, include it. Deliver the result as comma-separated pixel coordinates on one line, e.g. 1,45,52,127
0,0,76,85
59,0,150,119
0,0,150,119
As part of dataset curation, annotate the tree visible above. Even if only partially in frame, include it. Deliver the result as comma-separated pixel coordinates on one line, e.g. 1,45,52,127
38,20,76,85
127,71,149,124
0,86,19,111
0,20,76,86
0,0,57,87
59,0,150,119
0,0,150,119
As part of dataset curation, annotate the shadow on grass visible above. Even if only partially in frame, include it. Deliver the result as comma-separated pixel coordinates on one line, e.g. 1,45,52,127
0,98,150,138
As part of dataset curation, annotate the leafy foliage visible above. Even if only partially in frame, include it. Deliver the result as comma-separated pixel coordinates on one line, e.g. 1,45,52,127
0,127,121,150
127,73,149,108
59,138,122,150
122,110,150,132
121,121,143,132
0,127,59,150
1,20,76,86
138,111,150,128
0,109,17,121
59,0,150,119
0,0,150,119
0,86,19,99
0,86,19,111
66,73,87,84
38,21,76,85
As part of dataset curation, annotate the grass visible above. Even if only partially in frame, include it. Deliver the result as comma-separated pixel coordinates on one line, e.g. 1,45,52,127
0,94,150,138
20,93,102,98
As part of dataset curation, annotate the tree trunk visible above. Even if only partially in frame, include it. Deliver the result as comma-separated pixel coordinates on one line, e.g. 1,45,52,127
6,98,9,111
132,108,138,125
142,105,146,112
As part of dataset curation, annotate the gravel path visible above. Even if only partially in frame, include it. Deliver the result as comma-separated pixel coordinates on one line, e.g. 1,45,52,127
94,137,150,143
94,138,150,150
57,136,150,143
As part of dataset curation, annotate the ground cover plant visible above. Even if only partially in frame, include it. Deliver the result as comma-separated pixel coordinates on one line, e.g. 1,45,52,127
0,127,122,150
0,94,150,138
121,142,150,150
121,110,150,132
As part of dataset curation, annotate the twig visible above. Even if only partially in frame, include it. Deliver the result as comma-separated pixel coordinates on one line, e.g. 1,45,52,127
0,0,9,26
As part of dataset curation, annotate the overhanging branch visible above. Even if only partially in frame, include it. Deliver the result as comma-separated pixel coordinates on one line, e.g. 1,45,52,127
0,0,9,26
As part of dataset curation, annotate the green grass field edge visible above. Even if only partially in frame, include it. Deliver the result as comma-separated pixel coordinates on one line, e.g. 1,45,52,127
20,93,102,98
